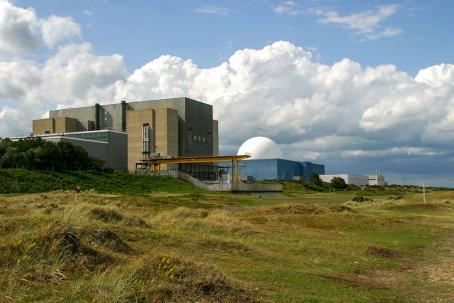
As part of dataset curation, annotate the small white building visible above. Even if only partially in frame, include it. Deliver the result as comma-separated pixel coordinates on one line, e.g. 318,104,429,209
368,174,386,186
320,174,369,186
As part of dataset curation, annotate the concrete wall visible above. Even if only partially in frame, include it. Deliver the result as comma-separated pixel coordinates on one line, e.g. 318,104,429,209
42,130,127,171
33,118,54,135
33,117,82,135
99,103,123,131
126,109,153,172
128,97,215,157
126,108,180,172
49,105,96,131
54,117,82,133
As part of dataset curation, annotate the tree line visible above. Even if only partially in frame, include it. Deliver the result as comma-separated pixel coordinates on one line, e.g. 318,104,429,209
0,137,103,171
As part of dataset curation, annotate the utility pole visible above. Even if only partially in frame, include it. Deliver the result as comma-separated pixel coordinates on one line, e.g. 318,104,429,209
423,182,426,204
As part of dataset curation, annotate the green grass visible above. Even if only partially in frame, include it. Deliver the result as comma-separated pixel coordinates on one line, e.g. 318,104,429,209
1,172,454,302
0,168,202,194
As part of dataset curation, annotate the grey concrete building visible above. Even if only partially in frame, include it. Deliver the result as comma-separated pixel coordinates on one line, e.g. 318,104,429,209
32,97,219,172
39,130,127,171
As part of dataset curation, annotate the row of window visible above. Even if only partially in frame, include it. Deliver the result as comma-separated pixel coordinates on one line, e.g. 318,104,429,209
142,123,151,156
193,135,207,143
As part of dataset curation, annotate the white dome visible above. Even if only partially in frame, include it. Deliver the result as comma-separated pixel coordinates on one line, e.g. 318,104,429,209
237,136,283,160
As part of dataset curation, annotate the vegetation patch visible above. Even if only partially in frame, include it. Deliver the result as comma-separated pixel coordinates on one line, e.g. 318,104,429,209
89,207,124,222
329,205,357,213
352,196,373,203
366,246,399,259
132,256,259,303
90,228,132,253
263,204,327,215
152,207,259,235
1,186,454,302
386,203,451,212
0,169,201,194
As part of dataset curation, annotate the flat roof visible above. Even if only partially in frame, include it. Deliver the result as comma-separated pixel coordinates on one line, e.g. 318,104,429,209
48,96,208,112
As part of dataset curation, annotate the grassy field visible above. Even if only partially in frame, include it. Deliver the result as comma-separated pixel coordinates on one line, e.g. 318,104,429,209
1,174,454,302
0,169,201,194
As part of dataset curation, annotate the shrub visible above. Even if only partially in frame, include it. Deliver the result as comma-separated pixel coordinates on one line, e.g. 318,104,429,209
309,173,323,187
0,137,103,171
331,177,348,190
352,196,372,203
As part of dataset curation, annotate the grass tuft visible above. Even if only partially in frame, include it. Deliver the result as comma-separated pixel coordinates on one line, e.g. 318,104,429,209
89,207,123,222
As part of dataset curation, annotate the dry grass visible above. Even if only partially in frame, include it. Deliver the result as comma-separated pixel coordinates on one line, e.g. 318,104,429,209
1,190,454,302
151,207,259,235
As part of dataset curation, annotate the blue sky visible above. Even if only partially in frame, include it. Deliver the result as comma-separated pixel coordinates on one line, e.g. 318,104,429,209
1,0,454,186
14,0,454,74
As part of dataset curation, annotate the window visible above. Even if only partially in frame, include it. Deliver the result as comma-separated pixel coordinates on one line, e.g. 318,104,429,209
142,123,150,157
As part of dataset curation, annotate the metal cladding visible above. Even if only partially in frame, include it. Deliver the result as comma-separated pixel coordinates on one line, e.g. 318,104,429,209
239,158,325,181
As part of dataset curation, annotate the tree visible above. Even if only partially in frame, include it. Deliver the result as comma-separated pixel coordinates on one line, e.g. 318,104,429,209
0,137,103,171
309,172,323,186
331,177,348,190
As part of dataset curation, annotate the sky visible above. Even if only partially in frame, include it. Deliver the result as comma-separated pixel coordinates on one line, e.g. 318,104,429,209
1,0,454,186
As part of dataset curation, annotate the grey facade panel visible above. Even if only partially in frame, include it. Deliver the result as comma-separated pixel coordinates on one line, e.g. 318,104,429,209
43,131,127,172
44,97,218,160
50,106,96,131
99,103,123,131
183,98,213,156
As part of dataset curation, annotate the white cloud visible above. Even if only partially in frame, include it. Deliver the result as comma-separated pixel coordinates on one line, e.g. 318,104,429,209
108,41,454,177
0,0,41,53
2,39,454,167
0,0,453,185
194,5,233,16
0,42,127,132
41,15,80,48
273,1,302,16
0,0,80,54
312,4,403,40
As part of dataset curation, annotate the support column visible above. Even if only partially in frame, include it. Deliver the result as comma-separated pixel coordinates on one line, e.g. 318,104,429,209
231,159,234,184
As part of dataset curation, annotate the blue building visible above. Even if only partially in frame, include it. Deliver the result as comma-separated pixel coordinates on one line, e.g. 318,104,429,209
239,158,325,181
234,136,325,181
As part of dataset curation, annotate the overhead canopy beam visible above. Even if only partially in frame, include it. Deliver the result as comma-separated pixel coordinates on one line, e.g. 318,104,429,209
139,154,250,165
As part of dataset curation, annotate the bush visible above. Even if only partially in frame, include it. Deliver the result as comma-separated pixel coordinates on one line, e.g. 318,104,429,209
352,196,372,202
309,173,323,187
0,137,103,171
331,177,348,190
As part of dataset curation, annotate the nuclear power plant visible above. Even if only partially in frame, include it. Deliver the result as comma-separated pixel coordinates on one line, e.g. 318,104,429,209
21,96,386,190
31,97,218,173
